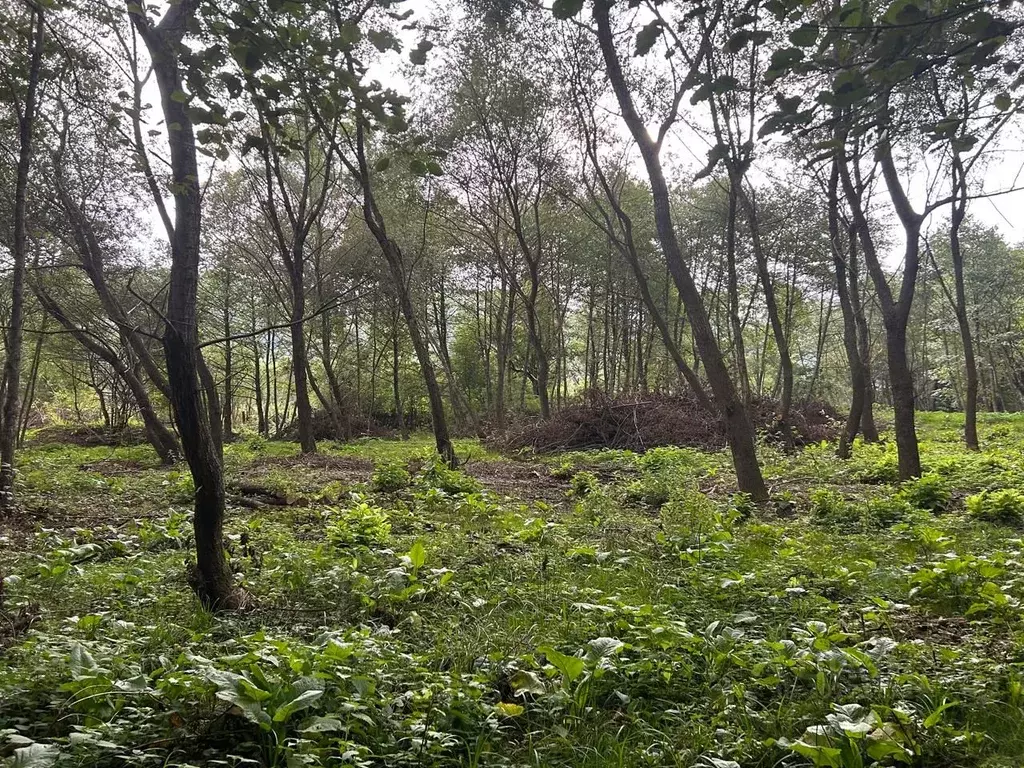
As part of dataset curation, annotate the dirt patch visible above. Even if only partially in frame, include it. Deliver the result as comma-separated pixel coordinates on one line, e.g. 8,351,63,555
29,425,150,448
464,460,567,502
249,455,374,475
79,458,163,475
890,611,971,645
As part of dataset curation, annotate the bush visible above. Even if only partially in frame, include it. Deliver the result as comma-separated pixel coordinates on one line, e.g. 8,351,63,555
856,454,900,484
421,460,480,496
490,391,839,453
865,497,913,529
900,473,951,513
325,501,391,547
372,460,411,493
966,489,1024,524
623,474,673,507
568,471,599,498
809,489,850,527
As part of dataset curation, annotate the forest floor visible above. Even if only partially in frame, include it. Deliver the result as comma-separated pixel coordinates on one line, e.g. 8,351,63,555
3,413,1024,767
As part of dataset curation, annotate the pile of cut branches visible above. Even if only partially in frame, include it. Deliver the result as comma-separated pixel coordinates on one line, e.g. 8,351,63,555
491,390,839,453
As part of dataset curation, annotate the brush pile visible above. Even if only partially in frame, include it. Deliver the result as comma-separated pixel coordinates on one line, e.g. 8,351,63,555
492,390,840,453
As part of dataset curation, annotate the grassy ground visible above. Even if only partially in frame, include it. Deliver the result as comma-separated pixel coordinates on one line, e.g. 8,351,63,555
3,413,1024,767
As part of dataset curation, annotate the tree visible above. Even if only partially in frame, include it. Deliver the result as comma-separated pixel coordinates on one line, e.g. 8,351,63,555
580,0,769,500
126,0,241,609
0,1,44,512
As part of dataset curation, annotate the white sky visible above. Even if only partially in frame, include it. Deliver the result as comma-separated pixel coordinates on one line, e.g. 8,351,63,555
142,0,1024,250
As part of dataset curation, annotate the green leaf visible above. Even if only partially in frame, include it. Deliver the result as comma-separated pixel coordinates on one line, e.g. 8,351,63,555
407,540,427,569
538,645,585,683
301,716,344,733
726,29,753,52
694,144,728,180
790,739,842,768
496,701,524,716
374,156,391,172
170,89,190,104
509,670,546,696
767,47,804,74
10,743,60,768
409,40,434,66
587,637,624,659
995,92,1012,111
634,21,663,56
70,644,98,675
273,688,324,722
789,23,818,47
552,0,585,19
923,699,957,727
368,28,399,53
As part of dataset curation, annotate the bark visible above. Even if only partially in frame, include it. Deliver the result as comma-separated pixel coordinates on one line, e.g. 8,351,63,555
34,285,180,464
18,321,45,447
129,0,240,610
739,185,794,448
0,6,44,512
949,155,979,450
828,162,867,458
222,269,233,439
593,3,767,499
326,104,455,466
838,133,922,479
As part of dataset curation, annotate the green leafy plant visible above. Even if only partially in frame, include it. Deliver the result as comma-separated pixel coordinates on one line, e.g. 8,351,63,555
324,500,391,547
901,473,952,513
568,470,599,498
966,489,1024,524
372,460,411,492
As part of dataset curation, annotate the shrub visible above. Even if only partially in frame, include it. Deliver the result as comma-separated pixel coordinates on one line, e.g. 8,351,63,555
864,497,914,529
966,489,1024,524
421,459,480,496
568,470,599,498
856,454,900,484
900,472,951,512
325,501,391,547
372,460,411,493
623,474,673,507
810,489,848,522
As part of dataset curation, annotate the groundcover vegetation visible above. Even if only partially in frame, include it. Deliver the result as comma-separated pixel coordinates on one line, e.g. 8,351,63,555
3,413,1024,767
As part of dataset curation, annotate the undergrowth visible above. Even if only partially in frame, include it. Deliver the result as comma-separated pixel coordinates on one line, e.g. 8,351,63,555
2,414,1024,766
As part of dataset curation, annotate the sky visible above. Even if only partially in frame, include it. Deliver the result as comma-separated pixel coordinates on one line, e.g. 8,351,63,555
141,0,1024,252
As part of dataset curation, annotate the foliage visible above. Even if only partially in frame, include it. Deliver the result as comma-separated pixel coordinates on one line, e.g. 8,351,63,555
966,489,1024,524
371,460,411,493
324,499,391,547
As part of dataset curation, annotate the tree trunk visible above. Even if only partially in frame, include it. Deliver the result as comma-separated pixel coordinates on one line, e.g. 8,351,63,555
0,6,43,512
290,291,317,453
34,285,180,464
828,162,866,459
130,0,240,610
593,3,767,499
949,156,979,450
739,184,794,448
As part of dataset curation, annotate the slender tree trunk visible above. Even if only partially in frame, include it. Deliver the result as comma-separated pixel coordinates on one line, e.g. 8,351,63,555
130,1,240,610
594,4,767,499
828,163,866,458
35,285,180,463
0,6,43,512
222,270,233,440
290,285,316,453
949,156,979,450
725,182,750,404
739,185,794,447
18,324,45,447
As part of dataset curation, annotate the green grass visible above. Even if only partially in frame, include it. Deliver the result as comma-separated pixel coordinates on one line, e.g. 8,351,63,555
3,414,1024,766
